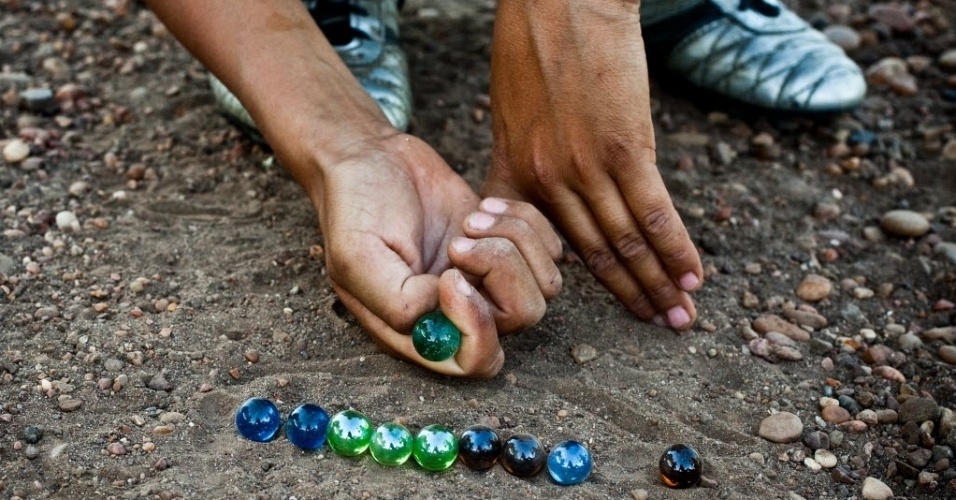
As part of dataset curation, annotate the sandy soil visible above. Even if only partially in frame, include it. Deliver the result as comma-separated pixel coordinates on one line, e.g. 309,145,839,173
0,1,954,499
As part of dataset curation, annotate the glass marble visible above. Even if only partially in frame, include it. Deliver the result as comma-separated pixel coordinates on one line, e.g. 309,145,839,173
412,311,461,362
501,434,546,478
286,403,330,450
235,397,281,442
369,422,414,467
327,410,374,457
413,424,458,471
458,425,502,471
659,444,701,489
547,440,593,486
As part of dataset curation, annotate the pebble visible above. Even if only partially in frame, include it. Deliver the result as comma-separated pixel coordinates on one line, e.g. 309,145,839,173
25,445,39,460
631,489,648,500
106,442,126,456
922,327,956,343
55,211,80,232
868,4,914,33
68,181,89,197
154,457,170,471
865,58,918,96
840,420,868,433
782,308,827,329
897,333,924,351
880,210,930,238
857,410,878,426
796,274,832,302
803,430,830,450
939,49,956,70
104,358,124,372
862,345,892,366
19,88,56,113
758,412,804,443
861,477,894,500
873,365,906,383
936,242,956,264
803,457,822,471
570,343,599,364
814,449,838,468
898,397,939,424
753,315,810,341
2,139,30,163
58,399,82,412
159,411,185,424
939,346,956,365
823,25,861,51
148,372,173,392
822,405,851,425
22,426,42,444
876,409,899,425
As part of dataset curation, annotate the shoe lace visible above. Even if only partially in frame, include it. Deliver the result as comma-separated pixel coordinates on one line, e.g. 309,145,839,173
738,0,781,17
304,0,370,46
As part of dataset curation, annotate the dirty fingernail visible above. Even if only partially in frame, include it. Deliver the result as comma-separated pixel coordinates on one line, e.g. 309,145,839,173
679,272,700,291
666,306,691,329
467,212,496,230
453,237,477,253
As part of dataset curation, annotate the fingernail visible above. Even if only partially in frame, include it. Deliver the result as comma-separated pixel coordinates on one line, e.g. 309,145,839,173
652,315,666,327
480,197,508,214
679,273,699,291
452,237,477,253
666,306,691,329
454,271,473,296
467,212,496,230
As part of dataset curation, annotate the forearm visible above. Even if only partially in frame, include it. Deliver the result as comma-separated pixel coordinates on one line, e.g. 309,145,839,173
146,0,396,201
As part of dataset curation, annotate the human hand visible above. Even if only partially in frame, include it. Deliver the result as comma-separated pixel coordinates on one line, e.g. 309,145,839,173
483,0,702,329
316,134,562,377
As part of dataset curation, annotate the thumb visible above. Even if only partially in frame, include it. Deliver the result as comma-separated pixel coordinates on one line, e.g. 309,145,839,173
437,269,504,378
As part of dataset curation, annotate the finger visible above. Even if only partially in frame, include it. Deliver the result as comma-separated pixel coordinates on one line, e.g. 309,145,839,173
479,197,563,260
448,236,547,334
545,187,658,322
327,235,439,333
614,157,703,293
579,179,697,329
333,269,504,378
462,211,563,300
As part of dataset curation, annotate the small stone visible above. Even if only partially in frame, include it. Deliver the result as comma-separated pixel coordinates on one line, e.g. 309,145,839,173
55,211,80,232
857,410,878,426
782,309,828,329
898,397,939,424
58,399,82,412
804,457,822,471
159,412,185,424
936,242,956,264
148,372,173,392
142,441,156,453
631,489,649,500
749,452,765,464
19,88,57,113
753,315,810,341
244,350,259,363
132,415,146,426
822,405,851,425
918,471,939,486
840,420,868,433
107,442,126,456
861,477,893,500
2,139,31,163
880,210,930,238
873,365,905,383
228,368,241,380
944,344,956,364
852,287,874,300
758,412,804,443
922,327,956,343
199,383,213,393
796,274,832,302
898,333,923,351
22,426,42,444
815,449,838,468
938,49,956,70
25,445,39,460
823,25,861,51
153,425,175,435
876,409,899,425
570,343,599,364
154,457,169,471
773,345,803,361
68,181,89,197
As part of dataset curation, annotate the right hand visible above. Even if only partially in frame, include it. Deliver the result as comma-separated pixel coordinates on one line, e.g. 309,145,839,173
315,133,562,378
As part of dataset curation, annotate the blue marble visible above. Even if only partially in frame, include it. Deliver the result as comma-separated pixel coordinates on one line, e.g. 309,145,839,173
659,444,701,488
286,403,330,450
235,397,281,442
547,440,593,486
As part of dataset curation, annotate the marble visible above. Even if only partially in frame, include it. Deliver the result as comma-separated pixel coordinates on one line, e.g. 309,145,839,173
413,424,458,471
235,397,281,442
659,444,701,488
547,440,593,486
458,425,502,471
286,403,329,450
412,311,461,362
501,434,546,478
327,409,373,457
369,422,414,467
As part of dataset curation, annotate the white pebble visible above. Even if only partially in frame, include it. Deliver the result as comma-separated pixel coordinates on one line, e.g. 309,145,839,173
814,449,838,468
803,457,822,471
2,139,30,163
55,211,80,232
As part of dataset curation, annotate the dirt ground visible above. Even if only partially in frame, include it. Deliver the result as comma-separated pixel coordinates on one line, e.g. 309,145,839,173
1,0,955,499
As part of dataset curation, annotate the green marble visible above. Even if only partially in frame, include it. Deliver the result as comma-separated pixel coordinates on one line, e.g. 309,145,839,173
412,311,461,362
369,422,413,467
326,410,373,457
413,424,458,471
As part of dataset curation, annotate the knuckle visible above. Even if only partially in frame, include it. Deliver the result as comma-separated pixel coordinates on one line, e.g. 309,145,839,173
643,279,675,303
641,207,673,237
614,233,652,262
542,268,563,299
584,248,617,277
